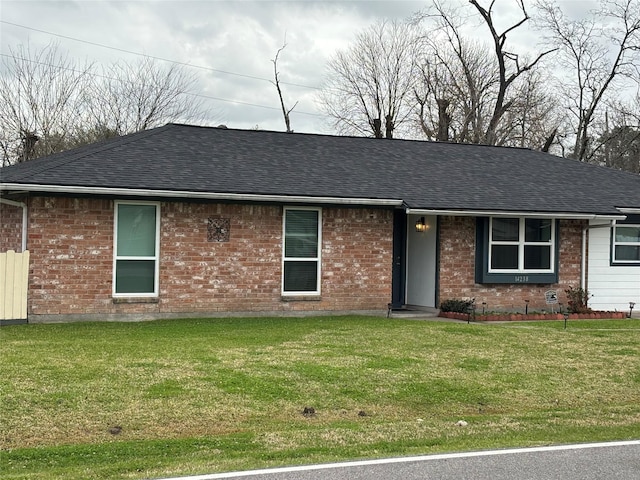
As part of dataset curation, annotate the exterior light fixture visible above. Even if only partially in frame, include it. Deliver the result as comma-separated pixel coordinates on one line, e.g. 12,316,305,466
415,217,428,233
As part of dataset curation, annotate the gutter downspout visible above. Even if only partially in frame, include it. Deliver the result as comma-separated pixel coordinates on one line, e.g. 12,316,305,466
581,226,587,290
581,220,616,290
0,198,27,252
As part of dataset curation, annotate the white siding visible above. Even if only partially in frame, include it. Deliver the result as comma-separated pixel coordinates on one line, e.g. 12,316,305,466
587,220,640,312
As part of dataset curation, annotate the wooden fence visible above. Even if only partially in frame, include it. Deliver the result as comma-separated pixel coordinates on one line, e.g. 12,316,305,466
0,250,30,321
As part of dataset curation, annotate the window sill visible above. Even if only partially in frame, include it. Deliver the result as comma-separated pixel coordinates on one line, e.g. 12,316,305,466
281,295,322,302
112,297,159,304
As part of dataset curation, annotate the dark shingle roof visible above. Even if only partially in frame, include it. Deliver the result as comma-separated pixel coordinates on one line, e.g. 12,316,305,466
2,123,639,215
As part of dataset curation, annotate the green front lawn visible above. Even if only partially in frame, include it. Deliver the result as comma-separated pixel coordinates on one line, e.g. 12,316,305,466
1,316,639,479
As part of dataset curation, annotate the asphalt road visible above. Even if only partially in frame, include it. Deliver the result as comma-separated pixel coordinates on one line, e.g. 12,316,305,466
163,440,640,480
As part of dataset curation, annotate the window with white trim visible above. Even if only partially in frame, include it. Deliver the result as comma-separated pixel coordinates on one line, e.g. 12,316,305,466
282,208,321,294
612,219,640,264
489,217,555,272
113,201,160,296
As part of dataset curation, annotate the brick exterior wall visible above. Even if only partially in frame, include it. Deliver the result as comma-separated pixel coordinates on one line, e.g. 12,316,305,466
21,196,393,319
2,195,590,320
0,201,25,252
27,197,115,316
438,216,586,311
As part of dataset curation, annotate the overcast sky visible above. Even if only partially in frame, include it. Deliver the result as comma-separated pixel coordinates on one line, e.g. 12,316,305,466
1,0,592,135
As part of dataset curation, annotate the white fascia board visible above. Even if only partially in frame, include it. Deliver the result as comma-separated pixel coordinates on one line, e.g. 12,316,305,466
405,208,626,220
617,208,640,214
0,183,403,207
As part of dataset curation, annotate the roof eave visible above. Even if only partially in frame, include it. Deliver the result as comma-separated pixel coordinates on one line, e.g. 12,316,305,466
406,208,626,221
617,207,640,215
0,183,403,208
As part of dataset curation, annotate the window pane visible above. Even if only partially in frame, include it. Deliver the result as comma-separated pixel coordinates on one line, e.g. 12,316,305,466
285,237,319,258
117,204,157,256
491,245,518,269
615,245,640,261
283,261,318,292
524,245,551,269
115,260,155,293
285,210,318,258
492,218,519,241
525,219,551,242
615,226,640,243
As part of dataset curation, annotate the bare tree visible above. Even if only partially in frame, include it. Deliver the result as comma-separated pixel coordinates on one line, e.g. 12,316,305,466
536,0,640,161
597,124,640,173
413,0,556,146
0,44,209,165
271,42,298,133
591,94,640,172
0,42,93,165
469,0,556,145
86,57,205,136
413,36,499,143
496,70,562,150
318,20,420,139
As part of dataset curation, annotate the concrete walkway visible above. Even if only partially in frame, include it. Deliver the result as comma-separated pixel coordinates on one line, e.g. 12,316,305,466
388,306,440,319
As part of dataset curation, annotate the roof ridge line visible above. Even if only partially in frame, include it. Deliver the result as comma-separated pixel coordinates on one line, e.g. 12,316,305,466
166,123,535,152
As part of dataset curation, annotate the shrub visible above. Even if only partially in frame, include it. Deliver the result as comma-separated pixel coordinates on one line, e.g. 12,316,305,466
565,286,591,314
439,298,475,313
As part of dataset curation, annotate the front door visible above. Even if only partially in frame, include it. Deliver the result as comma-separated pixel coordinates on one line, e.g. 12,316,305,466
391,210,406,308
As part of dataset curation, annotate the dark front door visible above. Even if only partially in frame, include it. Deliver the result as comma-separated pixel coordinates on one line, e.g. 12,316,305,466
391,210,407,308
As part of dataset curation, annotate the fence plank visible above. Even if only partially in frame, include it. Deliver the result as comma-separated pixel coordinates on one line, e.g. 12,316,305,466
5,250,18,320
4,251,16,319
0,252,6,320
19,251,30,319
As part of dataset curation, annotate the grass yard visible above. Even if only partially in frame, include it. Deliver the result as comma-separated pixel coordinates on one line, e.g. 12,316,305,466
1,316,639,479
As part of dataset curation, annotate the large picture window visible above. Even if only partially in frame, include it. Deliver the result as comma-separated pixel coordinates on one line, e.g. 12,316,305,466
612,217,640,264
113,202,160,296
282,208,321,294
489,218,554,272
476,217,558,284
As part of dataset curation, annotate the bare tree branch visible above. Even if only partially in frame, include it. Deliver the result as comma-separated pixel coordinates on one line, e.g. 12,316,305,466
469,0,556,144
271,42,298,133
536,0,640,162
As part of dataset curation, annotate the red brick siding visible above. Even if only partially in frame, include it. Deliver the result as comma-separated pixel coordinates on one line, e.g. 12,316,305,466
321,208,392,310
27,197,115,316
159,203,283,313
557,220,585,290
0,201,24,252
24,197,393,318
438,216,585,311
